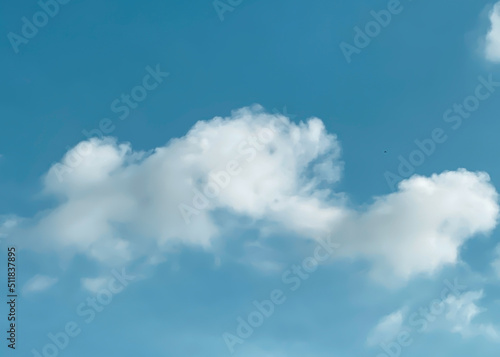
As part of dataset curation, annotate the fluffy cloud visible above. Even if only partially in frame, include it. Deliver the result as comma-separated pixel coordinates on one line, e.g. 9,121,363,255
11,105,343,265
3,106,499,286
367,309,406,346
485,2,500,62
335,170,499,285
22,275,58,294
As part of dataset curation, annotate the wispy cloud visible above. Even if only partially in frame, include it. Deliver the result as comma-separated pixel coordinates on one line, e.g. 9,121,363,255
485,2,500,62
367,308,407,346
81,276,108,294
22,275,58,294
444,290,500,341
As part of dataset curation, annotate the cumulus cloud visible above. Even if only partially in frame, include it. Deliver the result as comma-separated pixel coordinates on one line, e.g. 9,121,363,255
3,105,499,286
10,105,344,265
485,2,500,62
367,309,406,346
335,170,499,285
22,275,58,294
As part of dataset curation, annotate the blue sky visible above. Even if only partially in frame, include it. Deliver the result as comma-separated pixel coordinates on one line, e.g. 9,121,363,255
2,0,500,356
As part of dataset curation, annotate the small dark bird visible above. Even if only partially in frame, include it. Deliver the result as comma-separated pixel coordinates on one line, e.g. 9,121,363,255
384,150,387,154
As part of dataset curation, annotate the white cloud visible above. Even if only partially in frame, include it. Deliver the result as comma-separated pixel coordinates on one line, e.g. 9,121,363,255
81,276,108,294
22,275,58,294
0,216,21,240
444,290,500,341
335,170,499,285
10,105,344,265
370,290,500,344
4,106,499,286
367,308,406,346
485,2,500,62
